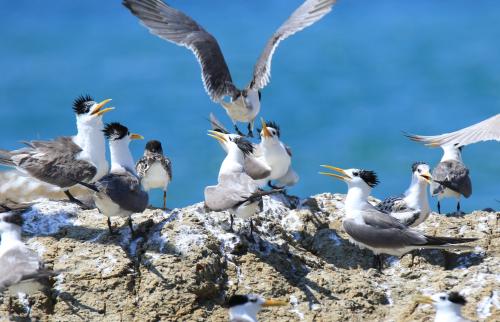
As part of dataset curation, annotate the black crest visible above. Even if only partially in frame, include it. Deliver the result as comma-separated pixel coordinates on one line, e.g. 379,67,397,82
233,137,254,156
359,170,379,187
103,122,129,141
226,295,249,308
73,94,94,115
258,120,281,138
145,140,163,154
448,292,466,305
411,161,427,173
1,213,23,226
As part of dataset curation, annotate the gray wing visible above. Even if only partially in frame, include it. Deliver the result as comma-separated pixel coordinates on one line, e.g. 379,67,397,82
243,156,271,180
431,161,472,197
343,209,428,249
0,137,96,187
0,243,40,289
285,145,293,157
276,167,299,187
97,172,149,213
250,0,337,89
123,0,238,101
375,196,406,213
135,156,149,178
204,173,257,211
405,113,500,147
162,156,172,180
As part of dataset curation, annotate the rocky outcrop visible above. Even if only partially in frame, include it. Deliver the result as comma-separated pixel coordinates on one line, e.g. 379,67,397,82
0,193,498,321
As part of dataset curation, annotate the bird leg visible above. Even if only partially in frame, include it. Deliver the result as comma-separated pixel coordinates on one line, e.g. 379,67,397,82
247,219,255,243
64,190,86,207
128,217,135,236
234,124,245,136
267,181,283,190
163,190,167,211
229,213,234,232
437,201,441,214
8,297,13,315
456,201,461,214
373,254,384,272
246,122,254,138
107,217,115,235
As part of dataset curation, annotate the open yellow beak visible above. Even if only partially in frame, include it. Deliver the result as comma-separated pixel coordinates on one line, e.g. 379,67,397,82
130,133,144,140
262,299,288,307
260,118,272,138
207,130,227,143
420,171,432,183
415,295,434,305
91,98,113,116
319,165,351,181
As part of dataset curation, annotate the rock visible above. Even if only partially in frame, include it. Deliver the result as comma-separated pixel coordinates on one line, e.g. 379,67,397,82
0,193,498,321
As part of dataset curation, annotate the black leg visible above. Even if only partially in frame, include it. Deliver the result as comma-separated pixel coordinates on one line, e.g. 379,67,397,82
229,213,234,232
163,190,167,210
247,123,254,138
248,219,255,242
107,217,114,234
437,201,441,214
373,254,383,271
8,297,12,314
234,124,244,136
268,181,283,190
128,217,135,235
64,190,85,207
457,201,461,214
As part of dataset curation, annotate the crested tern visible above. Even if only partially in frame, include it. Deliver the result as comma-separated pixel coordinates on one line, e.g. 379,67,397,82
226,294,287,322
123,0,337,136
319,165,478,267
76,123,148,234
136,140,172,210
0,95,113,205
376,162,432,227
416,292,471,322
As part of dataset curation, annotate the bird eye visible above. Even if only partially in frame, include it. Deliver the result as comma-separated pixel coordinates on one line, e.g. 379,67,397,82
250,298,257,303
352,172,359,177
440,296,446,300
417,169,421,173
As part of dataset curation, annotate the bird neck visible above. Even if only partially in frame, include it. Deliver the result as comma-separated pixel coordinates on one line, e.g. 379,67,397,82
345,185,372,213
109,141,136,174
0,225,22,244
403,176,429,210
435,306,463,322
73,117,108,177
441,145,462,162
229,306,258,322
220,148,244,176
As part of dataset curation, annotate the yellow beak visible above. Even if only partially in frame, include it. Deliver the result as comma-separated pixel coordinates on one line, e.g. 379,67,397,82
91,98,114,116
207,130,227,143
319,165,351,181
262,299,288,307
415,295,434,305
420,171,432,183
130,133,144,140
260,118,272,138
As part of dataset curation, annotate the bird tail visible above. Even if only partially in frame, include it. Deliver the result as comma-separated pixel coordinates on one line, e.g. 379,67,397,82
74,180,99,193
0,150,15,167
423,235,478,249
236,189,284,207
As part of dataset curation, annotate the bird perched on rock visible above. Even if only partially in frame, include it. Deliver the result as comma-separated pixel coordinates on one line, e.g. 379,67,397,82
76,123,148,235
0,95,113,205
123,0,337,136
319,165,478,269
405,113,500,214
226,294,287,322
136,140,172,210
416,292,471,322
376,162,432,227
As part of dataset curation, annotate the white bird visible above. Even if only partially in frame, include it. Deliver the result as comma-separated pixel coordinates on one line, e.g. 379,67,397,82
405,113,500,214
136,140,172,210
226,294,287,322
123,0,337,137
255,119,299,189
376,162,432,227
0,95,113,205
77,123,148,235
416,292,471,322
319,165,478,269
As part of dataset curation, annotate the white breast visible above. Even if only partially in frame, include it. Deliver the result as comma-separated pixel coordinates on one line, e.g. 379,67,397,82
141,162,170,191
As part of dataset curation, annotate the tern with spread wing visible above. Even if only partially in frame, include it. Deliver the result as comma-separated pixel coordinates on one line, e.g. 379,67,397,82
123,0,337,136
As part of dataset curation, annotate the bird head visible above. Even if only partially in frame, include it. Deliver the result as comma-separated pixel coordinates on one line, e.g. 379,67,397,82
319,165,379,190
411,162,432,184
103,122,143,145
145,140,164,155
73,95,114,125
227,294,287,322
416,292,466,313
259,118,280,141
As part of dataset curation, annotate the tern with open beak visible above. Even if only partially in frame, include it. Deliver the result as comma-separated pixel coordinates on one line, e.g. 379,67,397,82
319,165,478,269
376,162,433,227
415,292,471,322
226,294,288,322
0,95,114,205
123,0,337,137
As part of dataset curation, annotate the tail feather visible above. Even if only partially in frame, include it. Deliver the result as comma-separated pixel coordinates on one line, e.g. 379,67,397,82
0,150,15,167
424,235,478,246
235,189,284,207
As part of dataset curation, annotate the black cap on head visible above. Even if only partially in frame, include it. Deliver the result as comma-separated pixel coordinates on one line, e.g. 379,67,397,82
411,161,427,173
448,292,466,305
226,295,249,308
103,122,129,141
2,213,23,226
359,170,379,187
233,137,253,156
145,140,163,154
73,94,95,115
258,120,281,138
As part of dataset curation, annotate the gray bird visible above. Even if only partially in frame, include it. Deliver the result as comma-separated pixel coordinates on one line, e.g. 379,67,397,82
0,95,113,205
123,0,337,137
319,165,477,269
77,123,148,235
136,140,172,210
376,162,432,227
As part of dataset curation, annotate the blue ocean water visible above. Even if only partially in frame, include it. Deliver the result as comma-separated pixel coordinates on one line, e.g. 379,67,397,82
0,0,499,212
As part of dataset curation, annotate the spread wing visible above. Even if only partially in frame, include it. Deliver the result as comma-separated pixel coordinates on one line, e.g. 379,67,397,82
431,161,472,197
244,156,271,180
405,113,500,147
97,172,149,213
123,0,238,101
204,172,258,211
0,242,40,289
250,0,337,89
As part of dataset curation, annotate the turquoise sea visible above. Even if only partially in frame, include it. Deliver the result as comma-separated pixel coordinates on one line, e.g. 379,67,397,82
0,0,499,212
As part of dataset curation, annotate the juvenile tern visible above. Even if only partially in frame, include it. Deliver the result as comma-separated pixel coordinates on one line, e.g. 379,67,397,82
123,0,337,136
226,294,287,322
136,140,172,210
0,95,113,205
416,292,471,322
319,165,477,268
376,162,432,227
76,123,148,235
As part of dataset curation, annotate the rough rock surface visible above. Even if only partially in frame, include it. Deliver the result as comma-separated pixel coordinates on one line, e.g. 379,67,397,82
0,193,498,321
